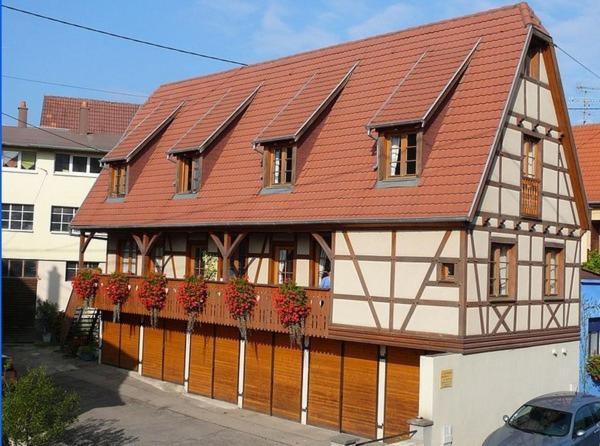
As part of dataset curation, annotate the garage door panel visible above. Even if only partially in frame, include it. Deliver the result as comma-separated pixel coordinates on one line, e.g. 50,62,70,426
189,324,215,397
142,320,164,380
213,325,239,403
341,342,378,439
243,330,273,414
119,314,140,371
307,338,342,430
101,314,120,367
272,333,302,421
384,348,421,437
163,319,186,384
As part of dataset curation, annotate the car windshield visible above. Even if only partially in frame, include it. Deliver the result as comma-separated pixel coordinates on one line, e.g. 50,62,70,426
508,404,572,437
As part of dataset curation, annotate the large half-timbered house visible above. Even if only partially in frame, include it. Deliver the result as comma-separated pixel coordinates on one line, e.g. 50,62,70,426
70,4,589,445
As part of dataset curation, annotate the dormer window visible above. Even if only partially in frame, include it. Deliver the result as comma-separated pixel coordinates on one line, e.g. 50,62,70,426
176,155,201,195
109,164,127,198
264,146,295,188
379,131,421,181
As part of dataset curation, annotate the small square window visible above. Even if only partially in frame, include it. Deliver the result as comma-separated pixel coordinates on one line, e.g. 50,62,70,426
265,146,294,188
379,131,421,180
54,154,71,173
72,156,88,173
439,262,456,282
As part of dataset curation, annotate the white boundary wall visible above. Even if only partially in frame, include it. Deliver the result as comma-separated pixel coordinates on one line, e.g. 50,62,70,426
419,341,578,446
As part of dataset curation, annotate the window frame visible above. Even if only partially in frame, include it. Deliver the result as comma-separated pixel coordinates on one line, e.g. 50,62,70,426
525,47,541,81
186,242,221,281
116,239,139,275
488,241,517,301
65,261,100,281
270,242,295,285
544,245,564,299
50,206,78,233
588,318,600,356
2,203,34,231
109,164,128,199
311,237,332,288
263,145,296,189
2,149,37,171
378,130,422,181
437,261,457,283
175,154,201,195
54,153,102,175
520,135,542,219
2,259,38,278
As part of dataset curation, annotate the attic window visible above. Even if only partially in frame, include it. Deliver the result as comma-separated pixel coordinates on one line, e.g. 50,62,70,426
109,164,127,198
176,155,201,195
525,47,541,81
379,131,421,180
264,146,295,188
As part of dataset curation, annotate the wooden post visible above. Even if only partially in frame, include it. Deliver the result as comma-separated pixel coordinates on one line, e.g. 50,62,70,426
222,232,232,282
79,233,86,269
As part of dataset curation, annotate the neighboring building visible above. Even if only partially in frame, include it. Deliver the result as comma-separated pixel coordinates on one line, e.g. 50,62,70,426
579,277,600,395
2,96,139,339
71,4,589,445
573,123,600,258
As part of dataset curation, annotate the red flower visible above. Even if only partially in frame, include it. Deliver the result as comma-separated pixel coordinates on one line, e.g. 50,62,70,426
106,272,130,306
224,277,256,320
273,281,310,345
72,268,100,305
138,272,167,311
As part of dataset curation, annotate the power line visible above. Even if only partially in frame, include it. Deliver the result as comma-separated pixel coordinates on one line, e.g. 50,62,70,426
3,74,148,99
555,43,600,81
2,4,248,67
2,112,108,153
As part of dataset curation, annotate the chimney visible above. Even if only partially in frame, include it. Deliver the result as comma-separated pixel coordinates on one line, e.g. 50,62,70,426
17,101,28,128
78,101,89,134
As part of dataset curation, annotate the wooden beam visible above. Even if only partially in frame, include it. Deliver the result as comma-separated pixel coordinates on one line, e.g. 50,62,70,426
226,233,247,259
78,231,96,269
209,232,226,258
311,232,333,261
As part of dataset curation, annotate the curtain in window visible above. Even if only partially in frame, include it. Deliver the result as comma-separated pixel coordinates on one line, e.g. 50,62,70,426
390,136,400,176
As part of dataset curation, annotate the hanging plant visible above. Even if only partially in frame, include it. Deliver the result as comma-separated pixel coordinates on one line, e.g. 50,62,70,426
105,272,130,323
72,268,100,308
273,281,310,346
587,355,600,381
176,275,209,333
138,272,167,328
224,277,257,340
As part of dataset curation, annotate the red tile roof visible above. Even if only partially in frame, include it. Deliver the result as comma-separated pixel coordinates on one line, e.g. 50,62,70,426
573,124,600,204
73,3,546,229
40,96,140,134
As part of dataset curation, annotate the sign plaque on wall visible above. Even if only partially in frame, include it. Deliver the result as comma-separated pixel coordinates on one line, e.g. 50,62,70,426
440,369,453,389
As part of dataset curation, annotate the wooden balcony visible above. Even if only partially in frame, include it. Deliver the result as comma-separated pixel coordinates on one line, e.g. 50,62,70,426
71,275,331,338
521,176,541,218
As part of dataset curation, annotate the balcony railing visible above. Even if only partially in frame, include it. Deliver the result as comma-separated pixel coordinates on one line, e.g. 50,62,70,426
521,176,541,218
73,275,331,338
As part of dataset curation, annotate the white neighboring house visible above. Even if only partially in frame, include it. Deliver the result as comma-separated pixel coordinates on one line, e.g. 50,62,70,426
2,98,138,333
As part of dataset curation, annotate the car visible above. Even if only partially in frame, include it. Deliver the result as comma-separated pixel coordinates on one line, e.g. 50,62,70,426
483,392,600,445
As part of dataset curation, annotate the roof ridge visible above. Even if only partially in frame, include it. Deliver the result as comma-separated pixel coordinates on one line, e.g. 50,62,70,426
42,95,141,107
158,2,526,91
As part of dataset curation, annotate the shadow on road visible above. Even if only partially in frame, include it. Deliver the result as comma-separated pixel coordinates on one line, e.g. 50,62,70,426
57,418,138,445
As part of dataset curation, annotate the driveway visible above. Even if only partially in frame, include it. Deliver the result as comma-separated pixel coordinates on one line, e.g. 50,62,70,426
4,344,338,445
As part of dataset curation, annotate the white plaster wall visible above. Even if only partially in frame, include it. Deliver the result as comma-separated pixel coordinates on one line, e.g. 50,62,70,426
540,86,558,125
406,306,458,335
419,341,578,446
331,299,376,327
480,186,499,214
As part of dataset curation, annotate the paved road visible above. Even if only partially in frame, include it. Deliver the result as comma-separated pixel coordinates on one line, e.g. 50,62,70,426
4,344,337,446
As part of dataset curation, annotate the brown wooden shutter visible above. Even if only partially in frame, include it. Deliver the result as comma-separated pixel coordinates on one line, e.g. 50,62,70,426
101,312,120,367
384,348,421,437
163,319,186,384
243,331,273,414
119,314,140,370
376,136,385,181
307,338,342,430
142,320,165,380
213,325,239,403
188,324,215,397
271,333,303,421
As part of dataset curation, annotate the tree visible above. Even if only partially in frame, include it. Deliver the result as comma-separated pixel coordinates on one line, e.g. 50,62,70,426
584,250,600,275
3,367,79,446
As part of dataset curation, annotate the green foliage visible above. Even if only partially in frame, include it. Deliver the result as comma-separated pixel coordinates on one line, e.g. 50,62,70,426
586,355,600,379
3,367,79,445
35,300,59,336
584,250,600,274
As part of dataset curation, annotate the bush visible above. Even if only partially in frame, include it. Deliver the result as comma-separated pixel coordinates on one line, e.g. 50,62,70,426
3,367,79,445
584,250,600,275
35,300,59,338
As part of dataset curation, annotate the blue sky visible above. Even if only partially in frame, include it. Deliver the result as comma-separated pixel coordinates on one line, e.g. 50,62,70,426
2,0,600,126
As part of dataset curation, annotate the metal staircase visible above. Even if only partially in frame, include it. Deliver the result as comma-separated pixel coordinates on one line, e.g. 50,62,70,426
63,306,100,353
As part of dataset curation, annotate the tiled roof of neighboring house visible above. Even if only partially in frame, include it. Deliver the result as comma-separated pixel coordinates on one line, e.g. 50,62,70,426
2,126,119,153
40,95,140,134
573,124,600,204
73,3,548,229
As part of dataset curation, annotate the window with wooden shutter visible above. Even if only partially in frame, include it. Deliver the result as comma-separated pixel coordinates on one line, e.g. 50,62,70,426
521,136,541,218
379,131,421,181
544,247,564,298
489,242,516,300
271,243,295,285
264,146,295,188
526,47,541,80
117,239,138,275
109,165,127,198
176,155,201,194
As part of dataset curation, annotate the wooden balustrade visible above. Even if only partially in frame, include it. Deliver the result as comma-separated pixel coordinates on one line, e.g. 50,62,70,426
76,275,331,338
521,177,541,217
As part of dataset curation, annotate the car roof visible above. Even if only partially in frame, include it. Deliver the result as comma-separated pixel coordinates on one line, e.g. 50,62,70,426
527,392,600,412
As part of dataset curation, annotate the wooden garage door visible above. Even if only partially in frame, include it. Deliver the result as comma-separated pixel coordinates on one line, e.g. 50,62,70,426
307,338,342,430
101,313,120,367
189,324,215,397
163,319,186,384
119,314,140,371
272,333,302,421
213,325,239,403
142,320,164,380
341,342,378,439
244,331,273,414
384,348,420,437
